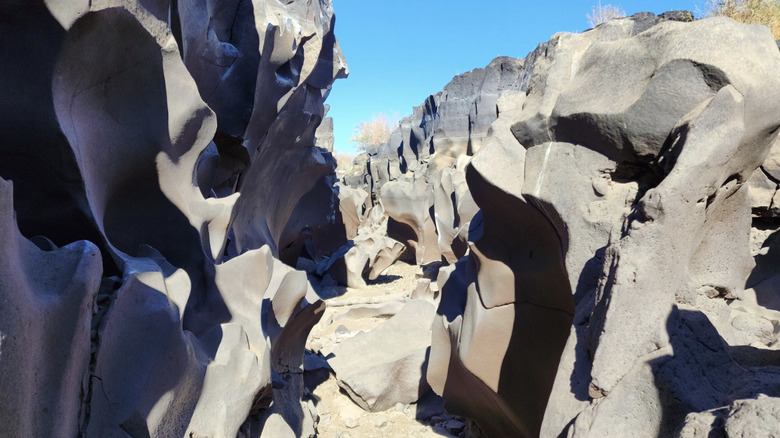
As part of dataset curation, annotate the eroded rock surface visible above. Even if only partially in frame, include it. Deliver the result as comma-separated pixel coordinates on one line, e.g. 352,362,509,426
428,13,780,437
0,178,102,438
0,0,344,436
346,56,528,265
329,300,435,412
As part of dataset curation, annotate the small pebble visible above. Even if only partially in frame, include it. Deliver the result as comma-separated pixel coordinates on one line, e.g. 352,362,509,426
374,417,388,428
344,417,359,429
317,403,330,416
394,403,406,412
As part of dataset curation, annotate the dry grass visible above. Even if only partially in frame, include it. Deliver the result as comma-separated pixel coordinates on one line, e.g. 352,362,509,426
707,0,780,38
587,1,627,27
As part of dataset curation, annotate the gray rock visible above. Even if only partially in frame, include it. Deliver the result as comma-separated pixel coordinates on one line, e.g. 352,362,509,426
181,0,348,260
428,12,780,438
381,177,440,265
0,178,102,438
678,394,780,437
677,410,722,438
724,395,780,437
433,164,479,264
0,0,343,436
444,419,466,435
412,390,448,421
348,56,528,267
344,417,359,429
329,300,436,412
316,233,405,289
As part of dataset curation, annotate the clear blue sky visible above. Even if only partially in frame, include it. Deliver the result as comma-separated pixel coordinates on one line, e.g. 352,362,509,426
327,0,704,155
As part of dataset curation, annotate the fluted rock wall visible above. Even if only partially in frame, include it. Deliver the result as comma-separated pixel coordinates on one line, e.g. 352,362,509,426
318,57,530,280
0,0,344,436
429,13,780,437
347,56,530,265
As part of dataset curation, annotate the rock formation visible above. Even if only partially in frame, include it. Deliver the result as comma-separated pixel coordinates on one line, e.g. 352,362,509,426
328,299,436,412
428,12,780,437
5,2,780,437
0,0,344,436
291,182,407,290
347,56,529,266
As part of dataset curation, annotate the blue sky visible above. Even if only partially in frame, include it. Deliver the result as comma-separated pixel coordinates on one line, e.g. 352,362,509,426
326,0,704,155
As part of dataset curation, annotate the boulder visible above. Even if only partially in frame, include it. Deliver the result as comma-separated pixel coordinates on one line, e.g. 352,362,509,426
432,162,479,264
328,300,436,412
381,177,440,265
724,395,780,437
678,394,780,437
317,233,405,289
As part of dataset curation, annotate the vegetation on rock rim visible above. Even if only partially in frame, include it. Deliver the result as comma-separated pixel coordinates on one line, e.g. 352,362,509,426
708,0,780,38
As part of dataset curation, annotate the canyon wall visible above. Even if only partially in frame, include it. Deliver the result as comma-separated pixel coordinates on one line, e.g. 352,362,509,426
425,12,780,437
3,3,780,437
347,56,532,266
0,0,345,436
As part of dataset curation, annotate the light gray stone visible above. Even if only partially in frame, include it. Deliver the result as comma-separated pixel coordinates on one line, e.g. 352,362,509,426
724,395,780,437
427,12,780,438
0,1,342,436
329,300,436,412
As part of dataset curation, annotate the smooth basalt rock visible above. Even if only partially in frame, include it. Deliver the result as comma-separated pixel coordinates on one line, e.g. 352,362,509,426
316,233,405,289
328,300,436,412
7,2,780,437
0,0,343,436
178,0,347,260
432,159,479,264
348,56,528,266
0,178,102,438
308,182,409,289
428,13,780,438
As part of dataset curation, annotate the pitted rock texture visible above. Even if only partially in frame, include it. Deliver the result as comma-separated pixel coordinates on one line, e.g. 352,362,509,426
428,13,780,438
0,0,344,436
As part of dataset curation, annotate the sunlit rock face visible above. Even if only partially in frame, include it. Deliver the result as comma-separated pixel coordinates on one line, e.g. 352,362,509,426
345,57,527,266
0,0,344,436
177,0,348,259
428,13,780,437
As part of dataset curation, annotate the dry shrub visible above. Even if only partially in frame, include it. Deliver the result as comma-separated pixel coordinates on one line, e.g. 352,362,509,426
333,150,356,173
587,1,627,27
349,113,397,152
708,0,780,38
